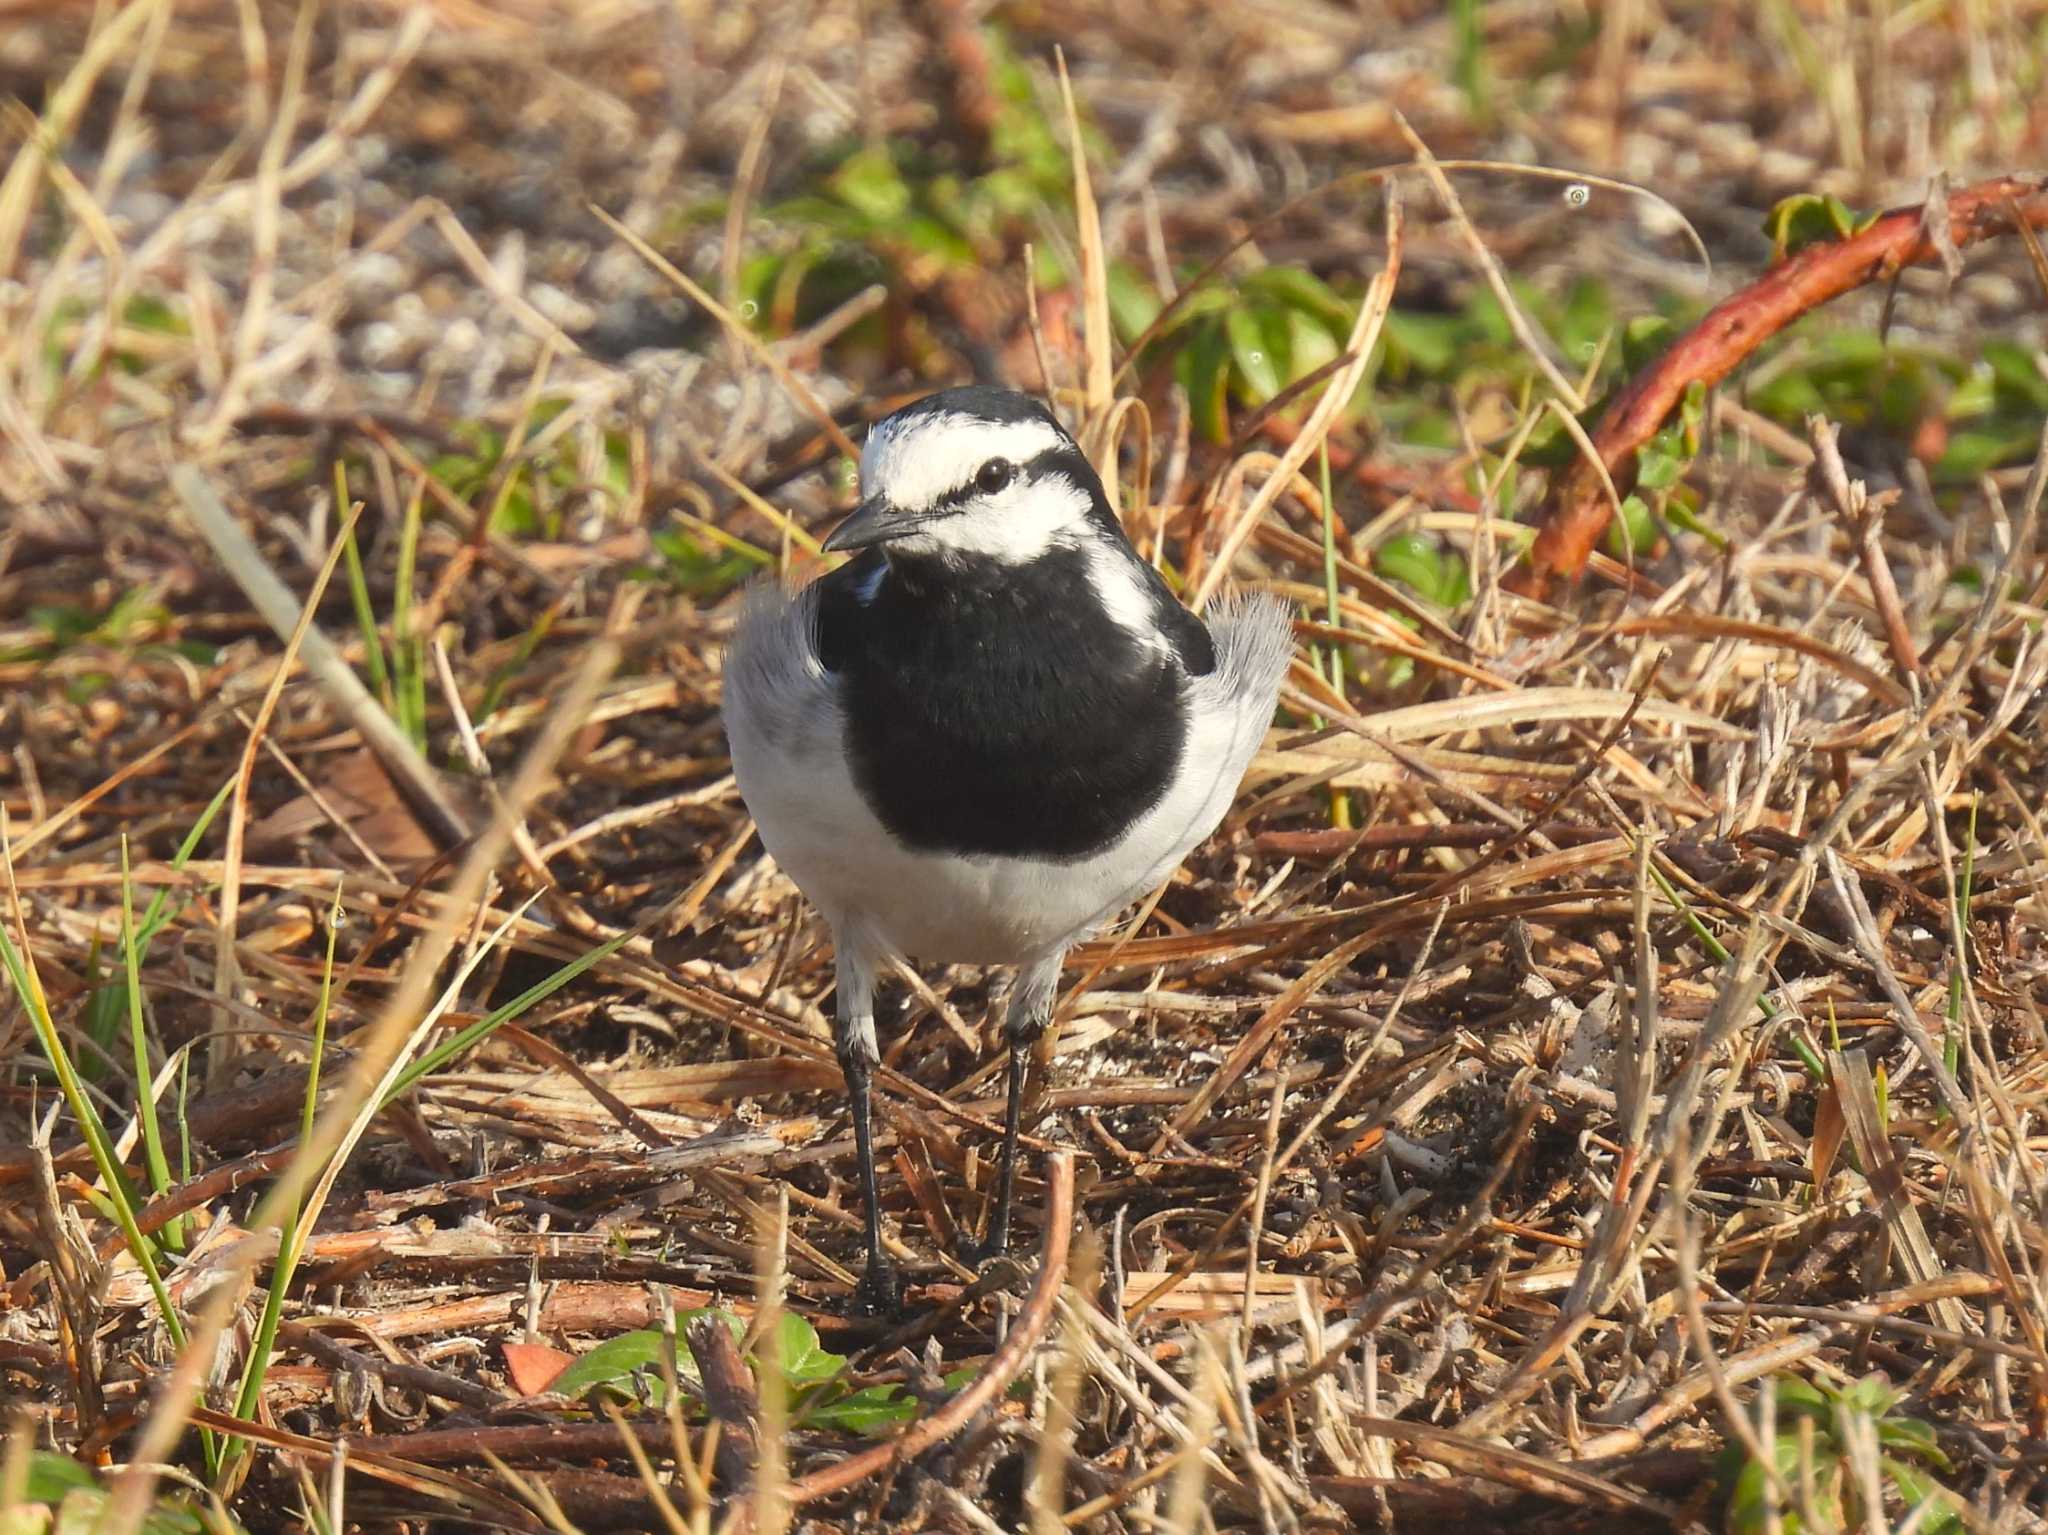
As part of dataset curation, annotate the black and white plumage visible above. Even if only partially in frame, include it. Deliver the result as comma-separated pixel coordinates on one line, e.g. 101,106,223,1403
722,385,1293,1312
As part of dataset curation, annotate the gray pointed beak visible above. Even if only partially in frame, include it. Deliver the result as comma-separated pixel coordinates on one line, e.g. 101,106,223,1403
821,495,909,553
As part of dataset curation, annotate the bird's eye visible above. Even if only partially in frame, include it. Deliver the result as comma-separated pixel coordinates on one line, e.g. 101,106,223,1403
975,458,1015,495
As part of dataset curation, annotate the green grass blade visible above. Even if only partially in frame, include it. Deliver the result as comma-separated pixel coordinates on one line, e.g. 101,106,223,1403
1642,842,1826,1081
0,905,186,1352
391,479,427,752
229,879,346,1430
133,775,236,952
119,835,180,1249
383,926,636,1104
1318,441,1351,830
1941,791,1978,1113
338,461,394,713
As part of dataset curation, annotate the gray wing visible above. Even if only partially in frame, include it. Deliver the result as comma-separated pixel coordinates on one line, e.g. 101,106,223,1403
1201,591,1294,731
1186,589,1294,797
722,575,836,757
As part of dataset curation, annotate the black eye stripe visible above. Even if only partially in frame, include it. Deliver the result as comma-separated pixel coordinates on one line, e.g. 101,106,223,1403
918,442,1093,516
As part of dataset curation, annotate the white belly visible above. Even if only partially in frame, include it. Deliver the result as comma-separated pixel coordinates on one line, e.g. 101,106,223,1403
729,707,1241,965
721,577,1290,968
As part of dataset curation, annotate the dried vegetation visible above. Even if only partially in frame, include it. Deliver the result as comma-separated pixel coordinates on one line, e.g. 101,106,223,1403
3,2,2048,1532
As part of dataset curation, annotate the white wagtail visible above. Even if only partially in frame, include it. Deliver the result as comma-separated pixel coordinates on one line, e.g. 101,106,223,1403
723,385,1293,1312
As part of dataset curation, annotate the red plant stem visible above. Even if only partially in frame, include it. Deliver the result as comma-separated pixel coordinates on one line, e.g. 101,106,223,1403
1510,174,2048,599
776,1150,1076,1515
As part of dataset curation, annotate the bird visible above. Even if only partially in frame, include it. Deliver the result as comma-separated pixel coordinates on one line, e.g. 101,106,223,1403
721,384,1294,1313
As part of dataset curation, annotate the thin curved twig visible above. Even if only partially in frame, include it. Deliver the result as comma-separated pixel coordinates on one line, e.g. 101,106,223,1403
778,1150,1076,1515
1510,173,2048,599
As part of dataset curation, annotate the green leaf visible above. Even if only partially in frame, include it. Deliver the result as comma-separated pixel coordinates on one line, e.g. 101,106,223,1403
1945,364,1998,419
1375,533,1466,608
1768,1375,1834,1423
79,980,128,1083
23,1453,97,1504
764,1310,845,1386
1725,1446,1791,1535
1383,310,1461,377
1437,550,1472,607
1150,284,1237,336
1764,192,1875,259
1677,379,1710,442
1226,305,1287,403
1180,321,1233,442
1515,405,1584,468
1605,494,1659,559
1936,423,2040,481
1636,439,1686,491
1105,263,1162,343
795,1365,976,1435
650,527,758,599
1874,1414,1950,1469
39,1483,210,1535
1834,1372,1899,1419
1883,1459,1964,1535
1983,338,2048,408
799,1381,918,1434
1556,276,1614,366
828,147,912,222
123,293,187,336
1240,266,1352,332
550,1328,681,1406
1462,286,1517,347
1287,310,1340,388
894,214,977,267
1621,314,1677,374
1664,495,1728,551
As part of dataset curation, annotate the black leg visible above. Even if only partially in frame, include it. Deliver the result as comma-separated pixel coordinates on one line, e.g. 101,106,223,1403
959,1035,1031,1267
833,944,899,1316
960,954,1060,1269
839,1038,902,1315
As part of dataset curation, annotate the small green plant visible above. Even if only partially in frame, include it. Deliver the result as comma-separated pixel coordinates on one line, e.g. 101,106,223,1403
42,291,190,380
1763,191,1882,261
1161,265,1359,442
1373,533,1471,611
423,402,631,539
732,27,1091,341
644,526,764,600
552,1309,967,1436
1745,314,2047,484
6,1450,237,1535
0,589,218,703
1722,1374,1962,1535
1351,531,1469,693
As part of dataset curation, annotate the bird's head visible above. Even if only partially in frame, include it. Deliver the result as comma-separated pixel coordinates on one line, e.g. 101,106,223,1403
824,386,1114,564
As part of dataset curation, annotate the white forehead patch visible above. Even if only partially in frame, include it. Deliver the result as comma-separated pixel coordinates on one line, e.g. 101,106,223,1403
859,411,1068,516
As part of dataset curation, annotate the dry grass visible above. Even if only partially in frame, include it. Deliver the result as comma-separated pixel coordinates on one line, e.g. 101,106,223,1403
3,2,2048,1532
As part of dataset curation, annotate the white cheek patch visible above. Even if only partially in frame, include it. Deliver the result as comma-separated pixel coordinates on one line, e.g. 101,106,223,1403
861,413,1067,516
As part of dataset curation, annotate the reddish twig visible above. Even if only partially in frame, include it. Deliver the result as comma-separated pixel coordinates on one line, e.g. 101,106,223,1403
1510,174,2048,599
773,1151,1075,1518
691,1316,762,1493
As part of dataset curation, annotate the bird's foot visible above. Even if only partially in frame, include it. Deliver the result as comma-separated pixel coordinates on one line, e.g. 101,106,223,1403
854,1255,904,1318
955,1228,1009,1272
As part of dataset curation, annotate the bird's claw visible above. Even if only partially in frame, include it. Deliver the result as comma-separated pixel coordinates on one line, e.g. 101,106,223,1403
955,1231,1008,1272
854,1257,904,1318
